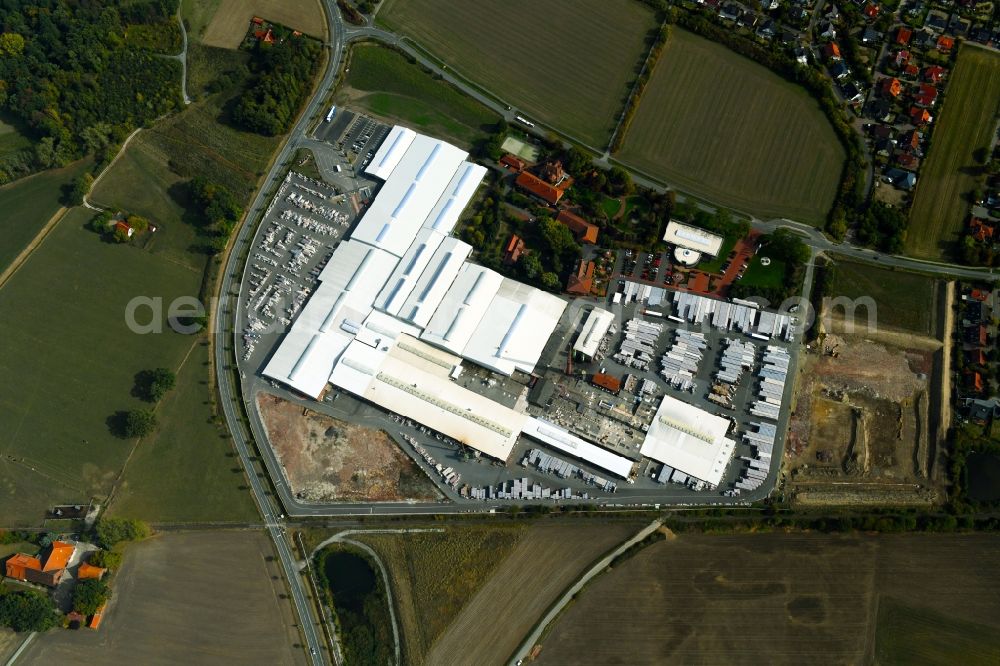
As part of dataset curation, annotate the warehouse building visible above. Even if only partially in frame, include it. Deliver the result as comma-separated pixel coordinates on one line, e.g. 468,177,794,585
573,308,615,361
662,220,724,258
640,395,737,487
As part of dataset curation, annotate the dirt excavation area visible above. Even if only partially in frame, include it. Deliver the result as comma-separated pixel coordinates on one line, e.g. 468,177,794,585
787,331,946,507
257,393,442,502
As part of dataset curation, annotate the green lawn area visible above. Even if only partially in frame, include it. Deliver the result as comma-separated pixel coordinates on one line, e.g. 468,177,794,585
107,337,258,523
906,45,1000,260
336,43,499,149
0,113,32,160
601,196,622,219
740,255,786,289
828,258,937,335
0,159,93,273
875,598,1000,665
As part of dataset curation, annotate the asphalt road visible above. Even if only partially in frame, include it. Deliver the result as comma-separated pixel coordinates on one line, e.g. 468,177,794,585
213,3,347,665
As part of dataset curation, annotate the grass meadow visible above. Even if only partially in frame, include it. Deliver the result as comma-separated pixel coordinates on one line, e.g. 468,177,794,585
377,0,657,148
905,46,1000,260
335,44,500,149
617,28,845,225
828,258,938,335
0,159,93,272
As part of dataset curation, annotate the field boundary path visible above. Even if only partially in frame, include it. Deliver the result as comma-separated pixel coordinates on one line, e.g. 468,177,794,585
508,519,663,665
83,127,143,211
0,206,68,291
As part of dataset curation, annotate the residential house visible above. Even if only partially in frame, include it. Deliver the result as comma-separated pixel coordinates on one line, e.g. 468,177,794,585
923,65,946,83
823,42,842,61
719,3,741,21
914,83,938,106
503,234,525,265
893,49,911,68
114,220,134,238
895,26,913,45
499,154,525,171
896,152,919,169
970,218,995,243
5,541,75,587
904,62,920,78
819,21,837,39
757,19,777,39
556,210,599,245
794,46,809,65
884,167,916,190
515,172,563,205
863,3,879,19
910,106,932,125
77,562,107,581
566,259,595,295
937,35,955,53
830,61,850,79
879,77,902,97
965,397,1000,424
862,27,880,45
926,12,948,33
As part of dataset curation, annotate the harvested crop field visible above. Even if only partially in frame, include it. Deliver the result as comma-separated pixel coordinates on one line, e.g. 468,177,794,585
425,521,642,666
827,259,940,335
906,45,1000,260
618,28,844,225
19,531,306,664
377,0,657,148
257,393,441,502
201,0,326,48
356,526,526,665
535,533,1000,665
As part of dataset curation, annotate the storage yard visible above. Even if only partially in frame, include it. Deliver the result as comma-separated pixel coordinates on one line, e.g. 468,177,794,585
245,117,803,508
533,533,1000,665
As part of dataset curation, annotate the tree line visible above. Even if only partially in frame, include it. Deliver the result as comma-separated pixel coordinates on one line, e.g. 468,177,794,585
232,36,321,137
0,0,184,184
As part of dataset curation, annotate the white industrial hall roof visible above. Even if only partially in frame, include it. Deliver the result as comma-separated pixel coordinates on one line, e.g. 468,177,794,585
354,134,469,256
640,395,736,487
663,220,724,257
573,308,615,359
462,278,568,376
420,263,505,356
521,417,635,479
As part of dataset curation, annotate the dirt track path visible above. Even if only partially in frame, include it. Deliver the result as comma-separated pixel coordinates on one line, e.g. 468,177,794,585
0,206,68,291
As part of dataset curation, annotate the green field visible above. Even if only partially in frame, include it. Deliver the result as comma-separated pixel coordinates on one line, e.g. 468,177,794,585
0,114,32,160
377,0,657,148
618,28,845,225
336,44,500,149
828,258,938,335
0,159,93,273
106,338,258,523
906,46,1000,260
875,598,1000,665
0,207,206,525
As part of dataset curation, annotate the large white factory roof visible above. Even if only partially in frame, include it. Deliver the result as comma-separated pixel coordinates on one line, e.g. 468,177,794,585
462,278,567,376
395,236,471,328
663,220,724,257
353,134,469,256
522,418,634,479
420,263,505,356
640,395,736,487
573,308,615,359
263,240,399,398
422,162,489,236
374,227,446,316
331,334,526,460
365,125,416,181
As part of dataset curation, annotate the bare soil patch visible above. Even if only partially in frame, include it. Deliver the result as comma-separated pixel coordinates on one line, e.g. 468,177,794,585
787,332,943,506
257,393,442,502
201,0,325,48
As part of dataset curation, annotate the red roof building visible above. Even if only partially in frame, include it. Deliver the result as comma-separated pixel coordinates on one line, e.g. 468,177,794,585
924,65,946,83
880,77,902,97
910,106,931,125
78,562,107,581
4,541,75,587
556,210,599,244
970,218,995,242
516,171,563,205
895,27,912,45
822,42,842,60
914,83,938,106
500,154,526,171
970,289,990,302
864,3,879,18
566,260,594,295
114,221,134,238
251,16,264,25
503,234,525,265
974,372,985,392
893,50,911,67
591,372,622,394
937,36,955,53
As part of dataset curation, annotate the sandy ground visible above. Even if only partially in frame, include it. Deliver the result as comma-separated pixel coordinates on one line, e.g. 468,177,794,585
257,394,441,502
17,531,306,665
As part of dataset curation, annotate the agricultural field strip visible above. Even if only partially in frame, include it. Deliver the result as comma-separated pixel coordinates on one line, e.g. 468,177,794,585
377,0,657,147
618,29,844,225
905,46,1000,259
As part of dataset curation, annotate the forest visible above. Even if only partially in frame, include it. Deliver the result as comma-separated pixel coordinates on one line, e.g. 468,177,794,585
0,0,183,183
232,36,321,136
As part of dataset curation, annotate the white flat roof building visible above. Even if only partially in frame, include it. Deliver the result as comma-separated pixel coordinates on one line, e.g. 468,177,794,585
640,395,736,487
365,125,416,181
422,162,489,236
395,236,471,328
663,220,724,257
521,417,634,479
573,308,615,361
462,278,567,376
353,134,469,256
420,263,505,356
